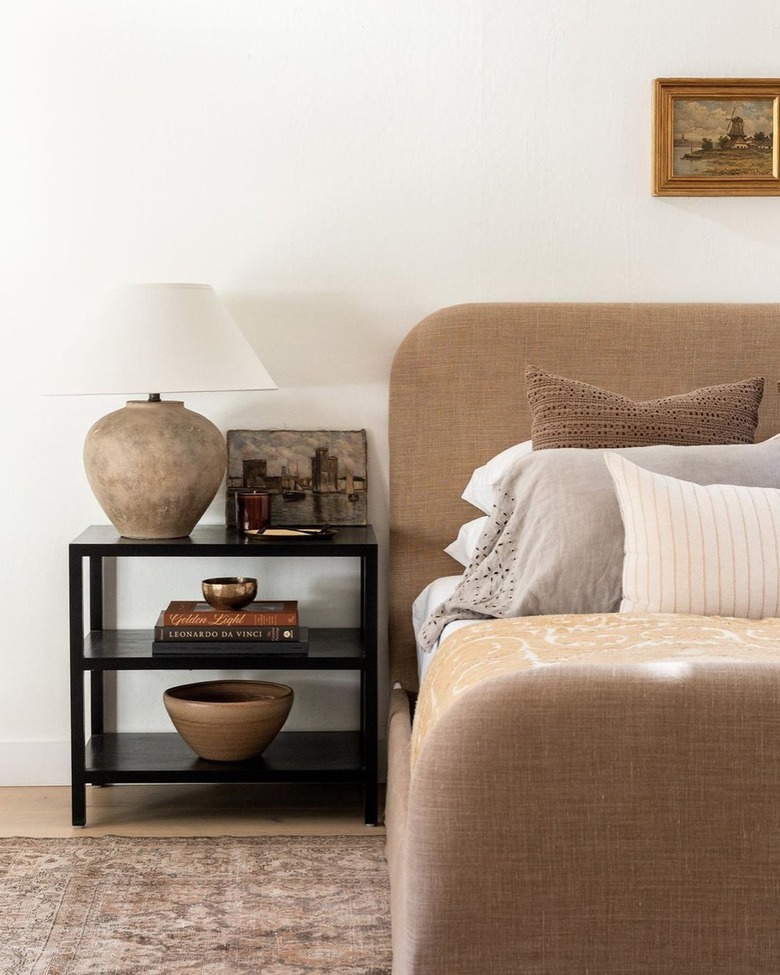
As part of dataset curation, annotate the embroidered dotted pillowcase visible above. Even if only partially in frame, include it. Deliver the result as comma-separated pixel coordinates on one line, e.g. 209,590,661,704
525,366,763,450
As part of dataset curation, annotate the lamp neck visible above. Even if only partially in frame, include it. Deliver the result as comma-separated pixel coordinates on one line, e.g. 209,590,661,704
148,393,161,402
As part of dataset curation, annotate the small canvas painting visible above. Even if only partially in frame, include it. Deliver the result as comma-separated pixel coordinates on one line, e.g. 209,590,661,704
226,429,368,527
672,98,774,177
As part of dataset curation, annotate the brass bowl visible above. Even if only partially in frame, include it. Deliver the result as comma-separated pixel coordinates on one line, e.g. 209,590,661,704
164,680,294,761
201,576,257,609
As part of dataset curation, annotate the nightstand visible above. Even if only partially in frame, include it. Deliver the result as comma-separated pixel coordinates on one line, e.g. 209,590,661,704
68,525,379,826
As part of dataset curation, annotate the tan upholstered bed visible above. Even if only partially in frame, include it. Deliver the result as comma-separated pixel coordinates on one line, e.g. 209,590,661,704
386,303,780,975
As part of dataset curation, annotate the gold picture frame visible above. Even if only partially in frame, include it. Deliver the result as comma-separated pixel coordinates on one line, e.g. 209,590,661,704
653,78,780,196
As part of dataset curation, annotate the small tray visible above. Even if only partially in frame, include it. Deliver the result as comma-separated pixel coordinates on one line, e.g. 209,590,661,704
245,526,337,541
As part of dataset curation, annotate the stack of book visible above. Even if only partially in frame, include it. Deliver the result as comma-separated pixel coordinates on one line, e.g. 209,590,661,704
151,600,308,656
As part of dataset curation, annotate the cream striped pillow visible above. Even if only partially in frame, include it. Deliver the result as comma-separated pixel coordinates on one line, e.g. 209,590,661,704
605,452,780,618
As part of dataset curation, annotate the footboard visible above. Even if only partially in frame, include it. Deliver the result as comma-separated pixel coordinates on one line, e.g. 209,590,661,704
387,664,780,975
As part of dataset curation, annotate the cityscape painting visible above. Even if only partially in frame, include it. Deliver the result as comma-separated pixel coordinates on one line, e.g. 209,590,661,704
225,429,368,527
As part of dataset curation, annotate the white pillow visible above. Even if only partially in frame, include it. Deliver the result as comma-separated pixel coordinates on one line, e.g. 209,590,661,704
605,452,780,618
444,516,489,566
461,440,533,513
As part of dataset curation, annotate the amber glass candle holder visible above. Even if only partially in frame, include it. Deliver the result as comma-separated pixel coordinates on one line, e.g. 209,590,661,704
236,491,271,532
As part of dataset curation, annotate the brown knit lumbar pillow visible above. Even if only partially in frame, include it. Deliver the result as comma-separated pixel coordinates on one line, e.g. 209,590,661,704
526,366,763,450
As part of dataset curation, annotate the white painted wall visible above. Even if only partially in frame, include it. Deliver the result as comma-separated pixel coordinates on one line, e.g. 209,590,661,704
2,0,779,784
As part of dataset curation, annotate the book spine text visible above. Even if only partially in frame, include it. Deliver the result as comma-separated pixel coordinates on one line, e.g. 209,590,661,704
162,612,298,626
155,625,302,642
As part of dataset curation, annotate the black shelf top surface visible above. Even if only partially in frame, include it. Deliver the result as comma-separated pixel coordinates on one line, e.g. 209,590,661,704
70,524,377,556
82,628,365,668
85,731,364,780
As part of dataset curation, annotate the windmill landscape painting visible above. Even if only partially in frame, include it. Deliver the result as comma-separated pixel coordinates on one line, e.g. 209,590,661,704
672,100,774,177
654,79,780,196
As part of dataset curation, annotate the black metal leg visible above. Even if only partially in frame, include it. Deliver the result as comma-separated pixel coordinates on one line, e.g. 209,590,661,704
362,551,379,825
69,550,86,827
90,672,104,736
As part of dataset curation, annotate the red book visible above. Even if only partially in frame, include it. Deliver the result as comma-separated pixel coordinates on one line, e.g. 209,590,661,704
160,600,299,627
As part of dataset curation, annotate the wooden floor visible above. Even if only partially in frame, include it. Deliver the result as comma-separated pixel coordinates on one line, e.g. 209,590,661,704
0,783,385,837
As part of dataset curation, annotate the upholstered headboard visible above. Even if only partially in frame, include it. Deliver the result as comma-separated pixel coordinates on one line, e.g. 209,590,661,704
388,302,780,690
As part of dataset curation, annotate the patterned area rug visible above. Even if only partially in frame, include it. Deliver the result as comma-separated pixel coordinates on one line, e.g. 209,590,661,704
0,835,391,975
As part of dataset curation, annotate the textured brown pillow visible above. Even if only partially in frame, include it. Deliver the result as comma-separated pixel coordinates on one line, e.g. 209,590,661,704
525,366,763,449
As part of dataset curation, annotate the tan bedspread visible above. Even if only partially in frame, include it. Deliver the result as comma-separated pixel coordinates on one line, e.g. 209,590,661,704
411,612,780,768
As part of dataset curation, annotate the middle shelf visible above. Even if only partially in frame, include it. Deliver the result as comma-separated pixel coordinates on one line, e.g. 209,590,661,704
82,627,365,670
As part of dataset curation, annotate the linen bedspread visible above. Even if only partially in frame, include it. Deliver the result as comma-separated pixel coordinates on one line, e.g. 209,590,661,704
411,612,780,768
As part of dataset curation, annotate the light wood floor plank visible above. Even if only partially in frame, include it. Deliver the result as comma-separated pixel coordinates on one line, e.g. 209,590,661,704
0,784,385,837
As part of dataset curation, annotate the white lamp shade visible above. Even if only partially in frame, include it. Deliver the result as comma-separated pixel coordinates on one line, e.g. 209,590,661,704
48,283,277,395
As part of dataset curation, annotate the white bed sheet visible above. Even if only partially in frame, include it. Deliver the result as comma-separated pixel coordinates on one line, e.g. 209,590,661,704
412,574,477,683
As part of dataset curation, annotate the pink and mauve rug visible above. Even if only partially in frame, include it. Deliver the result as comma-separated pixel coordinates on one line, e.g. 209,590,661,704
0,834,390,975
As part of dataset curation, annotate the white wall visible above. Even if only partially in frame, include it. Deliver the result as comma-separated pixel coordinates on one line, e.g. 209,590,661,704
2,0,779,784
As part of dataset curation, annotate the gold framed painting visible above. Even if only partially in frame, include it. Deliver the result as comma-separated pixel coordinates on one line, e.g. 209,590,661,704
653,78,780,196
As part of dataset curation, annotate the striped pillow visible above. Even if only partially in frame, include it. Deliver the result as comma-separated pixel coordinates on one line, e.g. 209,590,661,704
605,452,780,618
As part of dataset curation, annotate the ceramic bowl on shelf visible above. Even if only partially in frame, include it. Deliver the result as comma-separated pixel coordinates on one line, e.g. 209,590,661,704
163,679,294,761
201,576,257,609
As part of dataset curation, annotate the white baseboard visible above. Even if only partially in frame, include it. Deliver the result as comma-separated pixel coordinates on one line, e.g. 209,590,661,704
0,741,71,786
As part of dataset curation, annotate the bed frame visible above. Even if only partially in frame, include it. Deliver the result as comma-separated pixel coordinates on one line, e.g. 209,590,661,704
387,303,780,975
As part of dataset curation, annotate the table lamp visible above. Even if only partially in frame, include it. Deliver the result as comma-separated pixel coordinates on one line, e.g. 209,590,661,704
54,283,276,539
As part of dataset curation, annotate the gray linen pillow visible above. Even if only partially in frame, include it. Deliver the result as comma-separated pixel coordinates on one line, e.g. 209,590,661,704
525,366,764,450
419,438,780,649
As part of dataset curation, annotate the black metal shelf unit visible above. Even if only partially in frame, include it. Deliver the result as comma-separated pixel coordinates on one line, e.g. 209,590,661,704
68,524,379,827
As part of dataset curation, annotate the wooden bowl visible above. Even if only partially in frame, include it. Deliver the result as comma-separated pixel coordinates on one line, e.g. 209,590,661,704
201,576,257,609
163,679,293,761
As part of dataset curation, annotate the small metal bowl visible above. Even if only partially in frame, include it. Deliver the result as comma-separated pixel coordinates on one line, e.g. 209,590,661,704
201,576,257,610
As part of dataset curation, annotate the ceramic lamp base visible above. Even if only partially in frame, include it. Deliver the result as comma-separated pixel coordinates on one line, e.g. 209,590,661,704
84,399,225,539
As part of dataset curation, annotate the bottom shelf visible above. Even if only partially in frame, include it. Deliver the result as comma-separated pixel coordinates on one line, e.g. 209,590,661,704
84,731,364,783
